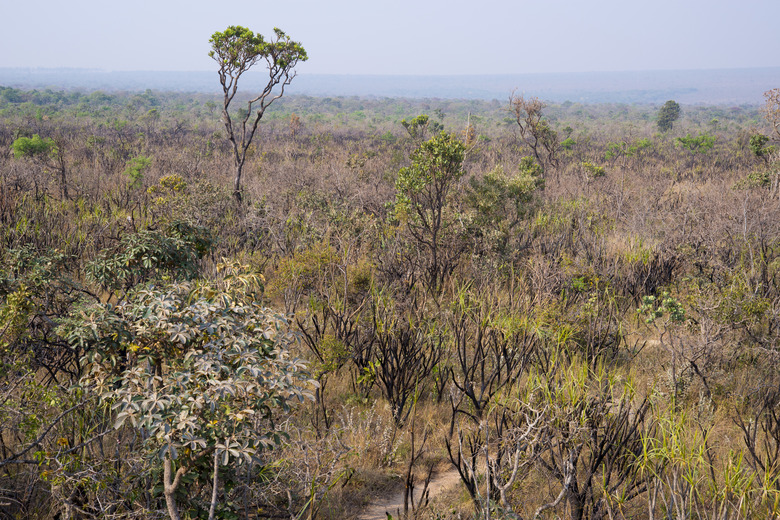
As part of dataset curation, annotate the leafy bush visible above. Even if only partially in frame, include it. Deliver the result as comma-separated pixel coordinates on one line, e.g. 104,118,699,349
581,161,606,179
86,223,211,296
11,134,57,159
75,262,315,519
676,132,716,154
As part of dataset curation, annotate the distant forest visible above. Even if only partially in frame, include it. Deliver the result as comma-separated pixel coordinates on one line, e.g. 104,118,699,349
1,66,778,104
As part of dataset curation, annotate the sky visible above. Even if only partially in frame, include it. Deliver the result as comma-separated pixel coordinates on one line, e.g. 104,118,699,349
2,0,779,76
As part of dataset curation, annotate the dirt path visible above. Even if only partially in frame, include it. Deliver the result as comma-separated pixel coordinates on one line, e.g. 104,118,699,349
357,466,462,520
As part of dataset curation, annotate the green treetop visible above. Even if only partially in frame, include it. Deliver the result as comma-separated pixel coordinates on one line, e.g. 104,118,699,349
657,100,681,132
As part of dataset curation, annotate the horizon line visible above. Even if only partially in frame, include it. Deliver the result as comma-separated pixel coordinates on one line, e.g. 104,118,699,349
2,65,779,77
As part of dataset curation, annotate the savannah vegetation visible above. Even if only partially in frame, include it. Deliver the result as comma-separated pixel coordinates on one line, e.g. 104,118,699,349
1,38,780,518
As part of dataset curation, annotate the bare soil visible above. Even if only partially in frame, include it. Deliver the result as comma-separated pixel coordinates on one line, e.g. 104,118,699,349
356,466,462,520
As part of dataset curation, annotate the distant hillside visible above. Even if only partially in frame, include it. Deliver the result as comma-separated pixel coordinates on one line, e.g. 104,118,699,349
1,67,777,105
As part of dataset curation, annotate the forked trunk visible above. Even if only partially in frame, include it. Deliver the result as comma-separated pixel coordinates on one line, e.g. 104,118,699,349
163,456,186,520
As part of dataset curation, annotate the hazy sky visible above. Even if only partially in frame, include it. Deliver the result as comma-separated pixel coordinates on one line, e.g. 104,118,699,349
2,0,779,75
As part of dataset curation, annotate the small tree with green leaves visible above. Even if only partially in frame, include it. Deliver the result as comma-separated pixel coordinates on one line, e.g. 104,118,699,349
464,157,543,257
394,131,467,294
209,26,307,203
657,100,681,132
401,114,443,143
11,134,69,199
749,133,777,164
676,132,716,155
75,261,316,520
122,155,152,190
604,137,653,166
638,292,698,400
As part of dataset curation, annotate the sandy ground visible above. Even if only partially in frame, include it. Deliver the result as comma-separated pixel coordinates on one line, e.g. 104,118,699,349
356,466,462,520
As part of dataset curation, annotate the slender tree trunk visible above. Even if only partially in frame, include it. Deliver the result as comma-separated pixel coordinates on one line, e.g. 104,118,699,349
233,162,244,203
208,451,219,520
59,167,69,200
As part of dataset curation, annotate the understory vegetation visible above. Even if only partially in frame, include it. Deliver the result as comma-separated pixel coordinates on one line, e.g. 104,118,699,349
2,85,780,519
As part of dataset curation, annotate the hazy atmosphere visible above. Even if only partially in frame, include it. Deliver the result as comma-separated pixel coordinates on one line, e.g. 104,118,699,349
3,0,780,75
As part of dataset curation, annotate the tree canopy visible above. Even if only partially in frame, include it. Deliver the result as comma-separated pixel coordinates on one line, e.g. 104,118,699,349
11,134,57,159
657,100,681,132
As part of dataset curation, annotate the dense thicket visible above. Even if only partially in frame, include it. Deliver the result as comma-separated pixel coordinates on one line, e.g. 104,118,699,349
1,87,779,519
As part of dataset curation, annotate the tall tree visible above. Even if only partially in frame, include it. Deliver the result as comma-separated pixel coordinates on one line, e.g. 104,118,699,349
395,132,467,294
657,100,681,132
509,93,559,176
209,26,307,202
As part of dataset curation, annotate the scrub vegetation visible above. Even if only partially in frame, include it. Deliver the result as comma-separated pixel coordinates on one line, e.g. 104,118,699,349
1,73,780,519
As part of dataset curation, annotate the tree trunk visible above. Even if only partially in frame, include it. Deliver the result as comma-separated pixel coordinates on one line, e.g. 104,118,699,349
567,490,586,520
208,451,219,520
233,162,244,203
163,456,185,520
59,166,69,200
